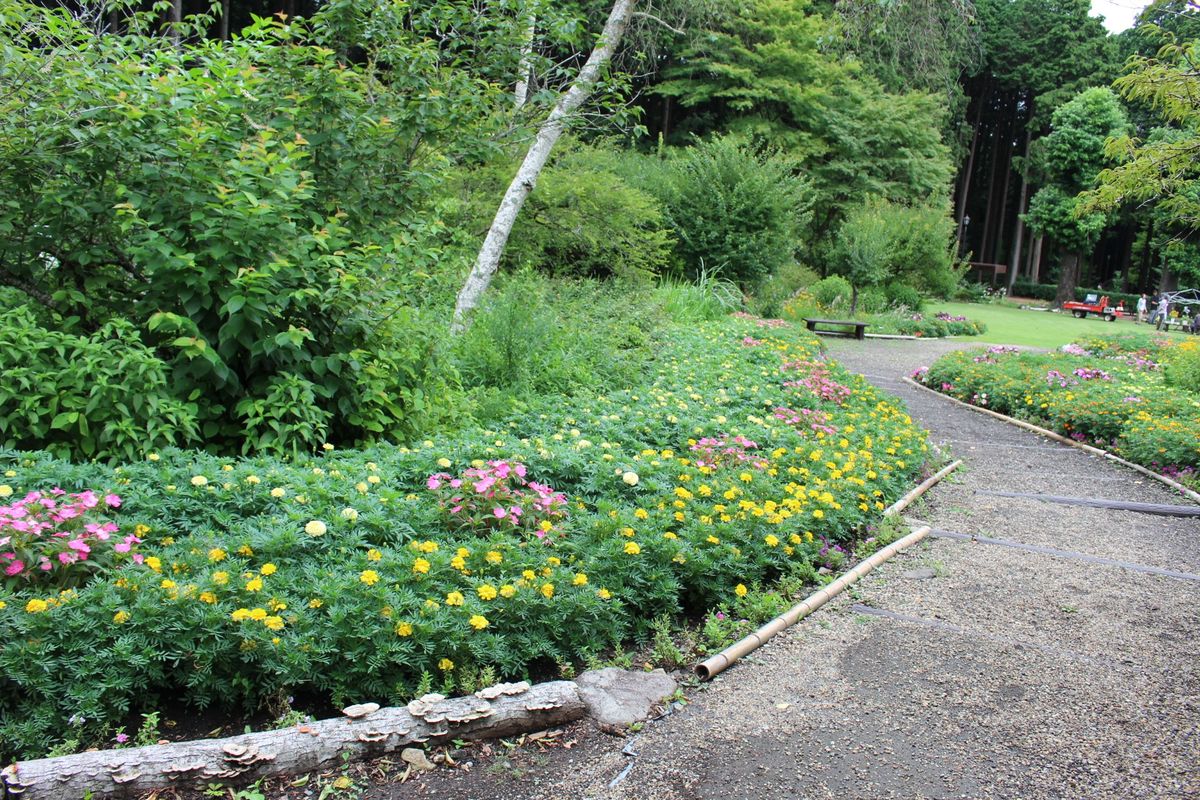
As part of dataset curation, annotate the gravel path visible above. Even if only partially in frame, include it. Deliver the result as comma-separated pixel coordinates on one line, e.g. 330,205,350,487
371,337,1200,800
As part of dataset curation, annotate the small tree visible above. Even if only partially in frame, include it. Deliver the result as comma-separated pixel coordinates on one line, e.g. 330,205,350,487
1021,86,1128,306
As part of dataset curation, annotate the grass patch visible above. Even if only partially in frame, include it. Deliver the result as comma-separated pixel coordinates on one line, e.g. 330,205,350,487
929,301,1197,349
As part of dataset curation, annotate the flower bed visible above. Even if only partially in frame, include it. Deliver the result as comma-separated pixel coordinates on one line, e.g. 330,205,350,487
0,315,928,759
914,335,1200,486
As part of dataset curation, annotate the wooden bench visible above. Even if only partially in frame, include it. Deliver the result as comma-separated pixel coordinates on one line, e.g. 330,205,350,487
803,318,868,340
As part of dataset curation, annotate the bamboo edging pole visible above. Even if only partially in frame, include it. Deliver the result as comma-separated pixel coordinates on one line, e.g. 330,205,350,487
695,458,962,681
901,377,1200,505
695,525,933,681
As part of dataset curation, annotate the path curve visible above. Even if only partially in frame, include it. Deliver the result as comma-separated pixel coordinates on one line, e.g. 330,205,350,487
373,337,1200,800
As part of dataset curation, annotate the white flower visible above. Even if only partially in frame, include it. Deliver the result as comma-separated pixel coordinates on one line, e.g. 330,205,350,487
304,520,328,537
622,471,640,486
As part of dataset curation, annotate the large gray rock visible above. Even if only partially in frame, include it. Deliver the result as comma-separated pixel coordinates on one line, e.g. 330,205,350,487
576,668,678,729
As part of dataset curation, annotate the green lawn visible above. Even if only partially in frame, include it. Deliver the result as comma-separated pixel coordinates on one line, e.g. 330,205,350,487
930,301,1197,349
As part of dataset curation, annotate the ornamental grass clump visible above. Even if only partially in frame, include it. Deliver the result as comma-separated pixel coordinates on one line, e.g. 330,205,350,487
1,489,141,589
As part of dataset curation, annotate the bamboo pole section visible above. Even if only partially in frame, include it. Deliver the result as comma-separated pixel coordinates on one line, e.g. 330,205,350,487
902,377,1200,504
695,525,934,681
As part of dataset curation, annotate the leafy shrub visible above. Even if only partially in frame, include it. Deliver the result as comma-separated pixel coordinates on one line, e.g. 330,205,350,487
500,146,675,281
811,276,854,309
1164,340,1200,393
885,284,925,312
750,262,821,318
0,5,488,457
0,308,199,461
651,136,812,287
652,273,743,323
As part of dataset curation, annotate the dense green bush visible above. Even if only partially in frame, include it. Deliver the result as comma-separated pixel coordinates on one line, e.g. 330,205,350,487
749,262,821,318
885,284,925,312
0,308,199,461
811,276,855,309
0,4,490,457
650,136,812,287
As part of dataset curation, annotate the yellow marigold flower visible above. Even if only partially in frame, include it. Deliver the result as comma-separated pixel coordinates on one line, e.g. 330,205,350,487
341,507,359,522
413,558,431,574
764,535,779,547
456,547,470,559
365,549,383,562
674,487,693,500
190,475,208,487
231,608,251,621
248,607,267,621
262,615,284,631
706,535,720,545
308,598,323,608
477,584,498,601
485,550,503,564
622,471,639,486
812,509,824,519
24,598,48,614
147,453,160,462
450,556,467,571
499,584,517,598
210,571,229,586
259,563,276,576
573,573,588,586
438,658,454,671
0,600,6,609
469,614,489,631
304,520,327,537
541,583,555,598
367,475,381,485
245,577,263,592
634,508,649,520
268,598,286,612
0,485,11,498
208,548,226,562
360,570,380,586
355,482,369,493
522,569,536,581
160,579,176,589
735,583,748,597
539,520,554,533
445,591,465,606
597,588,612,600
145,556,162,573
624,542,641,555
112,609,129,623
416,541,439,554
238,544,253,556
547,556,561,566
246,475,261,485
390,620,413,637
437,457,452,468
322,442,335,451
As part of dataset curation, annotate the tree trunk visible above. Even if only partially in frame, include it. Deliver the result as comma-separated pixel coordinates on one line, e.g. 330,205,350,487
451,0,637,333
2,683,584,800
1054,251,1081,307
1137,217,1154,293
1118,224,1134,292
169,0,182,46
978,110,1004,265
220,0,230,40
1030,235,1044,284
954,83,985,252
1006,124,1032,293
991,127,1015,268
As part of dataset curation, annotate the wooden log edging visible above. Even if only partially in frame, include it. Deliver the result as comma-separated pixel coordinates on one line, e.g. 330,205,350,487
901,376,1200,504
1,682,584,800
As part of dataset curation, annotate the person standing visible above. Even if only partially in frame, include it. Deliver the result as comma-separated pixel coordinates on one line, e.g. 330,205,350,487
1136,293,1148,323
1155,295,1170,330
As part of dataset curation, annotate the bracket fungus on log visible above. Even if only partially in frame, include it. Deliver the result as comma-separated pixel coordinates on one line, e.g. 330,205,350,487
0,681,585,800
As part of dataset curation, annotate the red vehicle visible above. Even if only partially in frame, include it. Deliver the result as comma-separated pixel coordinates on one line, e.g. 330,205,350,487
1061,294,1124,322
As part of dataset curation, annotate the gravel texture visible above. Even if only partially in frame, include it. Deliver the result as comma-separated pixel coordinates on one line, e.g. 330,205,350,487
367,336,1200,800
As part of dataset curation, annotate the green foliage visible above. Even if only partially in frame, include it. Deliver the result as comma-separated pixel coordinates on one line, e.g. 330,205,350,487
651,273,743,324
811,276,855,310
1164,340,1200,393
501,147,675,281
0,307,198,461
0,3,491,457
748,262,821,318
651,136,812,287
832,199,960,310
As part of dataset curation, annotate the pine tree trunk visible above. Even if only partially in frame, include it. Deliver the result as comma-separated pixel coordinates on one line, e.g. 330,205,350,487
1138,218,1154,293
451,0,637,333
1007,125,1032,292
1030,235,1044,284
220,0,230,40
954,84,985,252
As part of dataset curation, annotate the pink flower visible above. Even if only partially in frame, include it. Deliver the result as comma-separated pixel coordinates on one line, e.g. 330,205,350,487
104,494,121,508
426,476,443,491
4,560,23,576
493,507,507,519
58,552,76,565
77,491,98,508
68,539,91,553
113,542,131,553
131,554,144,564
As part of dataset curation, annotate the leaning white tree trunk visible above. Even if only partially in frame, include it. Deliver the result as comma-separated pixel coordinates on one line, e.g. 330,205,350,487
514,4,537,109
2,683,584,800
451,0,637,333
